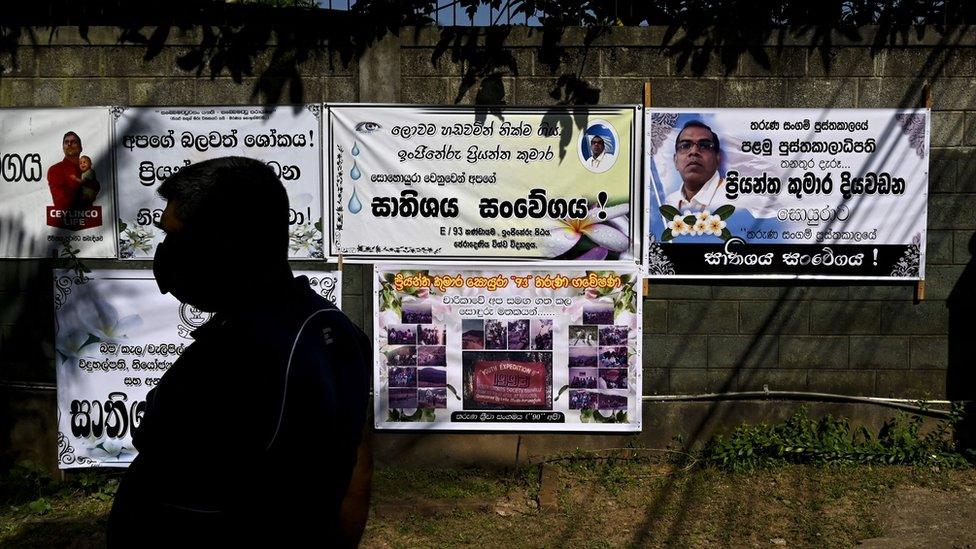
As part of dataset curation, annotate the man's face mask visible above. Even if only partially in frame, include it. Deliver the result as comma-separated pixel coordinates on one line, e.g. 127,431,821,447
153,229,224,312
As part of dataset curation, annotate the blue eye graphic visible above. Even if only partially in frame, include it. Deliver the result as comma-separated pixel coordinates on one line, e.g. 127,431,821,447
355,121,381,134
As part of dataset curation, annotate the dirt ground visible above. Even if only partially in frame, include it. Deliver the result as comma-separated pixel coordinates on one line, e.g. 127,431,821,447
1,463,975,547
360,463,976,548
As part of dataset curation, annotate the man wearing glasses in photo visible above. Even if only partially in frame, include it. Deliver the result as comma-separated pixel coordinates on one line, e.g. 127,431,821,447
666,120,724,211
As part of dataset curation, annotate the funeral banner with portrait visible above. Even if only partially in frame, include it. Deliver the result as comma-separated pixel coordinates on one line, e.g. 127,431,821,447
0,108,116,258
374,265,642,432
113,105,324,259
645,109,929,279
326,105,641,265
54,268,341,468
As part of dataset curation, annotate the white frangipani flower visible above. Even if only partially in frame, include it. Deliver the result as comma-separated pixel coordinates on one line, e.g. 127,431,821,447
541,204,630,260
706,215,727,236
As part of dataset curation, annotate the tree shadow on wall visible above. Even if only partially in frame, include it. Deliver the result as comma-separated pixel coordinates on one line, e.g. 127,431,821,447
947,233,976,455
0,1,435,108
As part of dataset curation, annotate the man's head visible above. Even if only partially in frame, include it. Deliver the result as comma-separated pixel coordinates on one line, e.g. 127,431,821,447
62,132,82,159
153,156,291,311
79,156,92,172
590,135,605,159
673,121,721,195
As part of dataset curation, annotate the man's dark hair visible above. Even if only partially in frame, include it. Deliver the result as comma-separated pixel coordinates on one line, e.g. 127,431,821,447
63,131,81,144
675,120,720,154
158,156,289,260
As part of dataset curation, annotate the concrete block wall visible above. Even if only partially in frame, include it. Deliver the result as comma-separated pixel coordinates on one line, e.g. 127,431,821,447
1,26,974,468
394,27,973,402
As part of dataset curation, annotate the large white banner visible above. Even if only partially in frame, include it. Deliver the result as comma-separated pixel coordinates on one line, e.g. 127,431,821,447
113,105,324,259
646,109,929,279
54,269,341,468
0,108,116,258
374,265,642,432
327,105,641,265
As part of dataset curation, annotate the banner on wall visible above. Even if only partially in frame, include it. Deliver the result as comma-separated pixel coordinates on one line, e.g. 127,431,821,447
374,265,642,432
54,269,341,468
0,108,116,258
646,109,929,279
113,105,324,259
327,105,642,264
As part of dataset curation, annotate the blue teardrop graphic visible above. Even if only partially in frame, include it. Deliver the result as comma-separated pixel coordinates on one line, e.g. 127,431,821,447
348,189,363,214
350,161,361,180
351,142,360,156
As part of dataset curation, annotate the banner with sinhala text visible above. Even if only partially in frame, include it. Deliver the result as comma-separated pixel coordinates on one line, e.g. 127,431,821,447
54,269,341,468
645,109,929,279
327,105,641,264
113,105,324,259
374,266,642,432
0,108,116,258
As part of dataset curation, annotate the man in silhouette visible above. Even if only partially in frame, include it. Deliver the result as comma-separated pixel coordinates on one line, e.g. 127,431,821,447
108,157,372,547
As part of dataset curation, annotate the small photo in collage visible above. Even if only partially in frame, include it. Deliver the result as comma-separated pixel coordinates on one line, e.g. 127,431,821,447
418,345,446,367
569,325,598,347
569,367,598,389
582,301,614,325
418,366,447,387
568,346,598,368
598,391,628,411
419,324,446,345
417,387,448,409
389,367,417,388
387,323,417,345
569,389,598,410
484,319,508,350
598,368,627,390
402,300,432,324
530,319,553,350
599,346,628,368
385,345,417,366
508,319,530,350
389,388,418,409
461,319,485,350
598,325,628,346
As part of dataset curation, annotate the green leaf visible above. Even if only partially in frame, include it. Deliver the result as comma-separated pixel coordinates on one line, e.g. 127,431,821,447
28,498,51,515
580,409,594,423
714,205,736,220
117,219,128,232
683,215,697,225
661,229,674,242
555,384,570,401
314,218,323,232
446,384,461,400
720,228,733,241
659,205,680,220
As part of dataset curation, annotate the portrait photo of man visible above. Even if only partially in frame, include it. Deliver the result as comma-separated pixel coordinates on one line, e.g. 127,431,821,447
666,120,724,212
579,122,618,174
47,131,100,210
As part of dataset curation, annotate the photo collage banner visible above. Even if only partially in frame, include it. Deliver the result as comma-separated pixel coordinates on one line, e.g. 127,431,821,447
54,268,341,468
374,266,642,432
